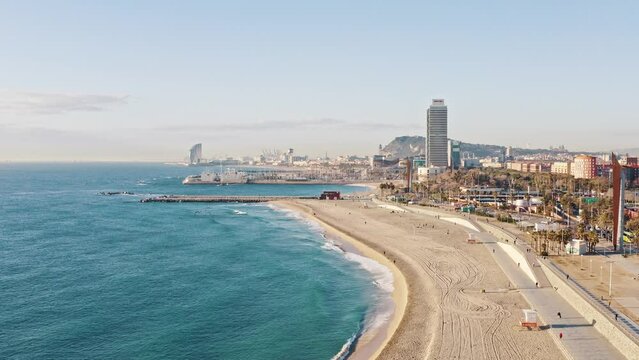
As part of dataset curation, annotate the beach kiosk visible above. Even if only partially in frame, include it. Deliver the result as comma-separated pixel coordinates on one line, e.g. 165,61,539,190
565,239,587,255
520,309,538,329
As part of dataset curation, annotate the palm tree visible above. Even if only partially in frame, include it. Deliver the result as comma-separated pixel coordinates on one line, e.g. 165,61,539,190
560,194,573,226
586,231,599,253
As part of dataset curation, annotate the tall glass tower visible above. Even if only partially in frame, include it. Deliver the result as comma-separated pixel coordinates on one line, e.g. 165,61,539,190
426,99,448,167
189,143,202,165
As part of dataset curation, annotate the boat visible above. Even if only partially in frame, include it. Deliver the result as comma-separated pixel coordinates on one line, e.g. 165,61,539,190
182,169,247,185
233,210,248,215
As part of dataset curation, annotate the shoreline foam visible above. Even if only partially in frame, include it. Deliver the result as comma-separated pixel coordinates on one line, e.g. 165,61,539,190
272,201,408,360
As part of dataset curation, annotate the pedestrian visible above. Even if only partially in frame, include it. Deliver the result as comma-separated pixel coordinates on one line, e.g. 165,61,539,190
557,312,562,319
493,249,495,253
535,282,539,287
566,274,569,280
615,313,618,321
559,332,563,340
518,262,520,267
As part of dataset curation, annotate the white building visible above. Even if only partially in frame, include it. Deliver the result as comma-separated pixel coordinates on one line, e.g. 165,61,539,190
417,166,446,181
551,161,571,175
565,239,587,255
426,99,448,167
189,143,202,165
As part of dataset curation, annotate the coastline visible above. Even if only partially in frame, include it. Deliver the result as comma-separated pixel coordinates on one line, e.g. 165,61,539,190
273,200,408,360
274,198,565,360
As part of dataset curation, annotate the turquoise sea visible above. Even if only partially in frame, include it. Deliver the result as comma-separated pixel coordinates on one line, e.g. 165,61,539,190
0,163,386,359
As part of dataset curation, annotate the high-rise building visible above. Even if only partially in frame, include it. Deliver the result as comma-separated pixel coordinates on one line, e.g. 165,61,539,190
189,143,202,165
447,140,461,169
426,99,448,167
505,146,513,161
572,155,597,179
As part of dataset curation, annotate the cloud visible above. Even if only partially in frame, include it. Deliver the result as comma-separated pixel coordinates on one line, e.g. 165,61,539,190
0,90,128,115
152,118,418,133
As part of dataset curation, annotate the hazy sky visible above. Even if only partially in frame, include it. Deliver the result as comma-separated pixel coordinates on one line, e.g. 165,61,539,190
1,1,638,161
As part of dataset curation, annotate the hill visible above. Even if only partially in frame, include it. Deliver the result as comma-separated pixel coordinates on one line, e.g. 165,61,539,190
380,136,505,159
380,136,617,160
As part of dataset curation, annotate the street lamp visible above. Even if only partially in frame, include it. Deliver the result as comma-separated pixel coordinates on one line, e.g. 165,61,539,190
607,261,614,297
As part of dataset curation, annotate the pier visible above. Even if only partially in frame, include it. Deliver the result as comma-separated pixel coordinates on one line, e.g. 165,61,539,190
140,195,318,203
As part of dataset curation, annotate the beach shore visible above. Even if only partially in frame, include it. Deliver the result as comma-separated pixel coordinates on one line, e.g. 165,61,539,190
275,201,407,360
278,199,564,360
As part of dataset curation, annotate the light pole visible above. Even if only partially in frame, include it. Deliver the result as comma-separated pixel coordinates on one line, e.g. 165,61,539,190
600,265,603,283
590,259,593,276
580,254,583,269
609,261,613,297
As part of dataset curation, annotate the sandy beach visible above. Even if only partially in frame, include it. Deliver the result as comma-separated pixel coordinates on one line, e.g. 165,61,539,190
278,199,563,360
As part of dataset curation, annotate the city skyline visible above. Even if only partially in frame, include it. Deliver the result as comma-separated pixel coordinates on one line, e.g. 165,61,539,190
1,1,638,161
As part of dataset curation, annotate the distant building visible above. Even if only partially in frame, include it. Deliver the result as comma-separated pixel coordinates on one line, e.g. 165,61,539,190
417,166,446,181
551,161,571,175
189,143,202,165
619,156,638,166
447,140,461,169
505,146,513,161
426,99,448,167
461,158,481,169
412,157,426,169
506,161,548,173
480,158,503,168
573,155,597,179
370,155,398,168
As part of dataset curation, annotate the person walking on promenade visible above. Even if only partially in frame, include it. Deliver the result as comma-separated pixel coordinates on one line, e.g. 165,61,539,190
559,332,563,340
557,312,562,319
615,313,618,321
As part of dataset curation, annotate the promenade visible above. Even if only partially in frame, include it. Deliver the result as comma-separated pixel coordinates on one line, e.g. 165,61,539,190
475,230,624,360
404,205,626,360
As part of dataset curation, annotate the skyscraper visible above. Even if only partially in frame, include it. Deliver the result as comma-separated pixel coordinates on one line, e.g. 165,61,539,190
426,99,448,167
447,140,461,169
189,143,202,165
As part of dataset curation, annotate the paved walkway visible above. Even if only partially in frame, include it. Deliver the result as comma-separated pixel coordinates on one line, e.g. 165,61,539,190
401,205,626,360
476,231,624,360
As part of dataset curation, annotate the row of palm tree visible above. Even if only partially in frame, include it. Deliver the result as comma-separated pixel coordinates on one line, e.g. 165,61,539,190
405,167,639,254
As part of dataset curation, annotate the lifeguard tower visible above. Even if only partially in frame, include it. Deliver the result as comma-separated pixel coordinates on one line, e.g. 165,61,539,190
467,233,477,244
520,309,538,329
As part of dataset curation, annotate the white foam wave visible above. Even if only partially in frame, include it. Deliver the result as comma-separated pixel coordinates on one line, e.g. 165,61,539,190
331,332,357,360
267,203,395,331
321,238,345,254
344,252,394,294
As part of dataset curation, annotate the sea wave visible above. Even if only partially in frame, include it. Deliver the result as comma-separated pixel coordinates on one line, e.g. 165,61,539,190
267,203,396,343
331,332,358,360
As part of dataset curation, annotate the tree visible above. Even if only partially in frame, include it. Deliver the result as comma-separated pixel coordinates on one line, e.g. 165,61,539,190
560,194,573,225
586,231,599,253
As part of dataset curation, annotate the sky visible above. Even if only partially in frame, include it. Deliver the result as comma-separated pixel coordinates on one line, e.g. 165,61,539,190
1,0,638,161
